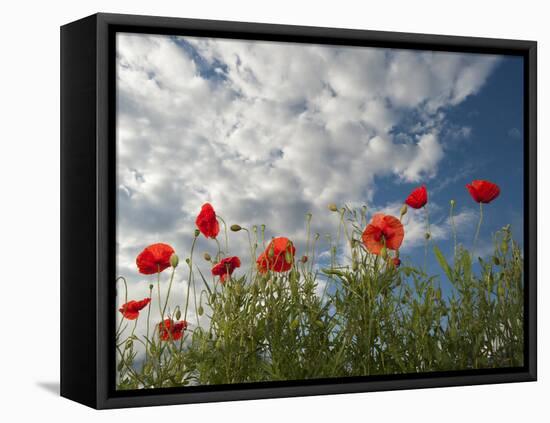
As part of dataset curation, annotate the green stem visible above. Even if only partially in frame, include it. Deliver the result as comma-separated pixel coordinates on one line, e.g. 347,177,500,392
218,215,229,253
473,202,483,257
184,236,198,322
145,285,153,358
156,266,163,321
161,266,176,320
115,277,128,337
450,201,457,264
424,205,431,273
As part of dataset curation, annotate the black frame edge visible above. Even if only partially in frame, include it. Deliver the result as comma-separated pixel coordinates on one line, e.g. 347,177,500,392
60,14,99,409
59,12,537,409
526,42,537,381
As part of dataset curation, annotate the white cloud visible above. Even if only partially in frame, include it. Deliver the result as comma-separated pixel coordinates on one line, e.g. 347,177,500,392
114,34,501,358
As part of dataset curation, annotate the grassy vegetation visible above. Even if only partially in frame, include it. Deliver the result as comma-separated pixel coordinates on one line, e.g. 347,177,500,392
115,204,523,390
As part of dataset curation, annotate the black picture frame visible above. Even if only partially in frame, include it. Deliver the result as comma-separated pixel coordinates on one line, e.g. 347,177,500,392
60,12,537,409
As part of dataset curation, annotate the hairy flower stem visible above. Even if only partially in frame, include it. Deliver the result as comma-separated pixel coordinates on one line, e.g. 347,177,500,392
243,228,255,277
156,266,163,321
184,235,198,323
161,266,176,320
145,284,153,356
473,202,484,258
450,201,457,264
424,205,431,273
218,215,229,253
115,277,128,337
305,213,312,258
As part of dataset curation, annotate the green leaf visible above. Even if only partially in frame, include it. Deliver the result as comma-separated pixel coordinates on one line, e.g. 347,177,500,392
433,245,453,282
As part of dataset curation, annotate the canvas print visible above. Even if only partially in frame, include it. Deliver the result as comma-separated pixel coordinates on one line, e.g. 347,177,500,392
115,33,524,390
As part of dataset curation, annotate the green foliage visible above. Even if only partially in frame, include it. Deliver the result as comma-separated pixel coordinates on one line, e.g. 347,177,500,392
116,216,524,389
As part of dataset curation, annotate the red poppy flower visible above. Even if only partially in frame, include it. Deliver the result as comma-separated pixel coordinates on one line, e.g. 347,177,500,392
466,180,500,204
136,243,175,275
362,214,405,255
405,185,428,209
211,256,241,283
118,298,151,320
257,237,296,273
158,319,188,341
196,203,220,238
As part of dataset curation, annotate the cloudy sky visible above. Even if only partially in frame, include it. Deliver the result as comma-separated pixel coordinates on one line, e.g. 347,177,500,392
115,32,524,337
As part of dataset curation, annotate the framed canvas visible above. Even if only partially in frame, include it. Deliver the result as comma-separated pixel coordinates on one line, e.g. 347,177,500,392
60,13,537,409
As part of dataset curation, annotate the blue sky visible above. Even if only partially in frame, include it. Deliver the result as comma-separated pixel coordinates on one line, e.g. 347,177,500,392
115,33,525,325
389,56,524,294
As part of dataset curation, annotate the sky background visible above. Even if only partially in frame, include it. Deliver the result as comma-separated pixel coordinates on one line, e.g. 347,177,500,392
115,32,524,345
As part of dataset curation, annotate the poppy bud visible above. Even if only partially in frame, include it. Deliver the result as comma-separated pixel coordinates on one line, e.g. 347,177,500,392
400,204,408,217
149,284,154,290
450,199,456,207
301,255,308,263
185,258,190,265
501,240,508,254
328,203,338,212
425,232,431,240
203,252,211,261
198,305,204,316
285,251,293,264
175,309,181,320
314,233,320,240
170,253,179,268
194,229,200,237
380,246,388,259
230,224,242,232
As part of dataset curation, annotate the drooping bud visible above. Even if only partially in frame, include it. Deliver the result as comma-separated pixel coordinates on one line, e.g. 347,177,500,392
194,229,200,237
198,305,204,316
185,257,191,265
149,284,154,291
285,251,293,264
450,199,456,207
425,232,431,240
170,253,179,268
400,204,408,217
203,252,212,261
175,309,181,320
230,224,242,232
328,203,338,212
